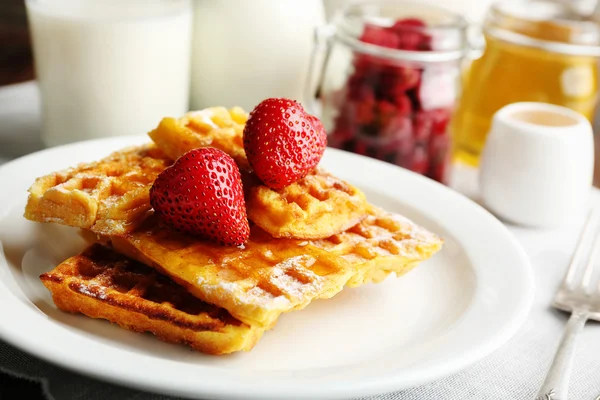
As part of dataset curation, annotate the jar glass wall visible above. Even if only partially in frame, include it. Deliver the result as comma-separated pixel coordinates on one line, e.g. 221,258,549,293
313,1,469,184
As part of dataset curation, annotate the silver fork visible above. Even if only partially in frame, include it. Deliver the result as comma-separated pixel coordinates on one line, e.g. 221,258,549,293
536,209,600,400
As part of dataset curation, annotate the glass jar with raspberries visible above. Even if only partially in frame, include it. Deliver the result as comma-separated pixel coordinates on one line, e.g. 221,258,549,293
307,1,469,183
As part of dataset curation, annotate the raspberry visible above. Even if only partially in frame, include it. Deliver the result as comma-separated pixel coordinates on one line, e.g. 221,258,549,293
413,111,433,144
360,24,400,49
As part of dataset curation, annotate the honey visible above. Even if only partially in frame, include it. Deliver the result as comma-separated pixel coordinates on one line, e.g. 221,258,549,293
452,1,600,166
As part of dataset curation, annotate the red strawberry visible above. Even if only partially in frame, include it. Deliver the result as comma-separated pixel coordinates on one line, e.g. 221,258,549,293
308,114,325,137
149,147,250,246
243,98,327,189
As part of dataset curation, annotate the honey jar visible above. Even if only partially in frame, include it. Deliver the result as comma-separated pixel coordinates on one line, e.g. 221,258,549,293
452,0,600,166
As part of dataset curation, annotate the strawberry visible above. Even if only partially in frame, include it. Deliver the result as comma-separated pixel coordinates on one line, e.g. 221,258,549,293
149,147,250,246
243,98,327,189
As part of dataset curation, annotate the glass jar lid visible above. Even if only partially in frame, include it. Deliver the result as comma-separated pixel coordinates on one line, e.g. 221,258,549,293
485,0,600,56
329,0,470,63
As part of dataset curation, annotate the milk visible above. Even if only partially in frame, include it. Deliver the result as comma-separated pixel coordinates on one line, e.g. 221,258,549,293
190,0,325,111
26,0,192,147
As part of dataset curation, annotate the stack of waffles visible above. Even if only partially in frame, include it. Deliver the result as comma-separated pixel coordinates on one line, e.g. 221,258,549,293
25,107,443,355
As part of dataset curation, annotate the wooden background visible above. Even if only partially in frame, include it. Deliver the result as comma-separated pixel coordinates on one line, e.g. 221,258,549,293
1,0,599,186
0,0,34,86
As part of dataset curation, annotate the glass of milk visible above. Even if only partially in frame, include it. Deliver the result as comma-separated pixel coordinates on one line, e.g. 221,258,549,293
26,0,192,147
190,0,325,112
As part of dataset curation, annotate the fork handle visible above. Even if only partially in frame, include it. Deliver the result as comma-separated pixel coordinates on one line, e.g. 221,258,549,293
536,310,589,399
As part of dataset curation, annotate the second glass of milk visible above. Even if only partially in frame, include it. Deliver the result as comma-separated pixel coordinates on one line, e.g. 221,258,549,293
190,0,325,112
26,0,192,147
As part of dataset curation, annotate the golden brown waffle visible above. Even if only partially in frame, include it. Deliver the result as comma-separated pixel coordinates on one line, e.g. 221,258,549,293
102,207,442,328
148,108,371,239
23,140,369,240
247,168,369,239
24,144,171,235
311,206,443,286
40,244,264,355
148,107,250,171
105,217,355,328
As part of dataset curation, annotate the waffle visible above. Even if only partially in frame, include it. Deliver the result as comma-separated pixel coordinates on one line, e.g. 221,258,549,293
148,108,370,239
24,144,171,235
247,168,369,239
311,206,443,286
40,244,264,355
148,107,250,171
23,141,369,240
105,217,355,328
102,207,442,328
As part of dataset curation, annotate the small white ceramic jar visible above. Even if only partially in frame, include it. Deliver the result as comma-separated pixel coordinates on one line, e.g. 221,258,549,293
479,102,594,227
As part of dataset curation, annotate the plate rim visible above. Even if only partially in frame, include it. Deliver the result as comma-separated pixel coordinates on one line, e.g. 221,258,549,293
0,135,535,400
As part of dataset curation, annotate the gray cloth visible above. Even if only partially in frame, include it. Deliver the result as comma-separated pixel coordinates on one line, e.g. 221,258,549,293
0,339,182,399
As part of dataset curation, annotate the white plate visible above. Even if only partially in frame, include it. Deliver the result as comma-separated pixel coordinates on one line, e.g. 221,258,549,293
0,136,534,400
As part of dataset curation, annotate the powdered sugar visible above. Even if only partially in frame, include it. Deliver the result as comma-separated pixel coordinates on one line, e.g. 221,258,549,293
78,283,108,300
196,275,291,309
193,255,324,311
268,255,323,300
310,208,442,261
188,109,218,128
